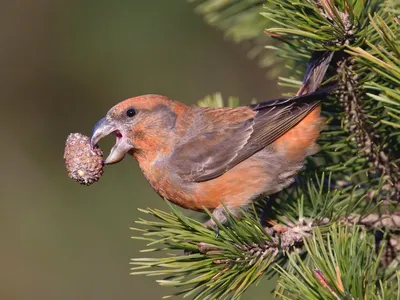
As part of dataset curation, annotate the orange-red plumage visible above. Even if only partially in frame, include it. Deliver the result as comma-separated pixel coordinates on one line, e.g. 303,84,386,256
90,90,329,225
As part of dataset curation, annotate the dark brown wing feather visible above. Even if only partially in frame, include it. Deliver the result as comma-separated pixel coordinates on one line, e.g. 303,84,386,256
173,89,330,182
171,110,255,181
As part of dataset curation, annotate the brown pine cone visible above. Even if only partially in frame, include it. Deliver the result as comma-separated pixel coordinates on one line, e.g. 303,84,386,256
64,133,104,185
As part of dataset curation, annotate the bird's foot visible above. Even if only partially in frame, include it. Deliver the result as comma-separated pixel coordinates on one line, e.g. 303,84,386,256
259,192,285,227
203,208,229,238
203,218,220,238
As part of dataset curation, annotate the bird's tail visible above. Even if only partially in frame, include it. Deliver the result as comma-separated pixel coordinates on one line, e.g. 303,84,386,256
251,49,337,110
249,86,336,110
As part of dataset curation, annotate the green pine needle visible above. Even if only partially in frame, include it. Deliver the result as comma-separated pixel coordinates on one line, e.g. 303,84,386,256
275,224,399,300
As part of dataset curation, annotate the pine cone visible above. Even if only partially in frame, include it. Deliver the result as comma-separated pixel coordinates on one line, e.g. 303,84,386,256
64,133,104,185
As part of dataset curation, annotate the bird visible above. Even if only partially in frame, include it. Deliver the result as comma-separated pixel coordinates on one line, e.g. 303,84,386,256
90,88,334,228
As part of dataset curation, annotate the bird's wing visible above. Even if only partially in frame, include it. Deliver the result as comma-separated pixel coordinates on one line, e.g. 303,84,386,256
172,90,326,182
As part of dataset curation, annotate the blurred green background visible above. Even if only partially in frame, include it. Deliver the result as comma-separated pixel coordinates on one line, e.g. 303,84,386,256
0,1,279,299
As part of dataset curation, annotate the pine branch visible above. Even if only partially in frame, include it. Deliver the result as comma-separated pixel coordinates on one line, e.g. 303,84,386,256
130,173,399,299
261,0,400,202
130,203,277,300
275,224,399,300
336,56,398,197
347,13,400,200
130,206,400,299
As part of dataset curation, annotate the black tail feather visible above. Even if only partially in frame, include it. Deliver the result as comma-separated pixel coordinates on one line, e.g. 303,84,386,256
249,86,337,111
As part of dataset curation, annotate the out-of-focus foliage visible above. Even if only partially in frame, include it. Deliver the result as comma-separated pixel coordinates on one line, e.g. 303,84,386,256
189,0,287,77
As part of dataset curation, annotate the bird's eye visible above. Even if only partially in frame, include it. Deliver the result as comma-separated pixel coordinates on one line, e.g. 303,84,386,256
126,108,136,117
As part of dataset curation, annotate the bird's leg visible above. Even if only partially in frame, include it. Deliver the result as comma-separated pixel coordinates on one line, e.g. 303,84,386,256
184,210,225,255
184,209,228,254
203,208,227,237
260,180,299,226
259,195,276,227
203,206,243,237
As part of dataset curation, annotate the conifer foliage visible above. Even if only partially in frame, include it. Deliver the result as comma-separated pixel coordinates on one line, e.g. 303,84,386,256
130,1,400,299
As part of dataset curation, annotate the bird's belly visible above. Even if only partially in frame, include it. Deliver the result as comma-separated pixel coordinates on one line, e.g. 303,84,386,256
193,151,286,209
140,148,304,211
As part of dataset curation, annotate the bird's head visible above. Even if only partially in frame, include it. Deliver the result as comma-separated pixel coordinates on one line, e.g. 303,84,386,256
90,95,182,165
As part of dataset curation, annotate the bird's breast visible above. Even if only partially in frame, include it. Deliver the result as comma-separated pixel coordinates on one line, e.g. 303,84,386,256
133,151,204,210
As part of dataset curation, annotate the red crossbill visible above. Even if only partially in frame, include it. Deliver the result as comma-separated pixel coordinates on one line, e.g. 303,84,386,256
90,88,333,227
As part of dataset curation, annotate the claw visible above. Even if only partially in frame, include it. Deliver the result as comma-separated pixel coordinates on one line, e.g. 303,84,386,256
214,226,219,238
203,218,220,238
